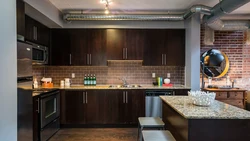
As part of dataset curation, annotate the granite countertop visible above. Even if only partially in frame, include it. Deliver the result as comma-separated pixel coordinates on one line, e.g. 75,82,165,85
160,96,250,119
47,84,191,90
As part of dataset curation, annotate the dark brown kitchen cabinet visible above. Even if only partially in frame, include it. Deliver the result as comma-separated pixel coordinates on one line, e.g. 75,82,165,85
143,30,167,66
16,0,25,37
25,15,50,46
143,29,185,66
106,29,144,60
125,90,145,124
166,29,185,66
50,29,71,65
174,89,190,95
70,29,107,66
84,90,105,124
61,90,106,125
60,90,85,124
106,29,126,60
125,30,144,60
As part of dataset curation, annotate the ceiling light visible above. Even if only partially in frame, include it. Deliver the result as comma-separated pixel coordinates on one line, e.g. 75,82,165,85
100,0,112,14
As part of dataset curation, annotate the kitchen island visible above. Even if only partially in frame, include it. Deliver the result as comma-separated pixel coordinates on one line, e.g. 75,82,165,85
160,96,250,141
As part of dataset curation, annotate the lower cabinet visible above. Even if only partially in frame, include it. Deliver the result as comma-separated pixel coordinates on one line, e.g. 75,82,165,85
60,89,145,125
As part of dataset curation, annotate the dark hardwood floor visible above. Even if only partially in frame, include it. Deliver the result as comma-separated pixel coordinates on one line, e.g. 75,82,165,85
50,128,137,141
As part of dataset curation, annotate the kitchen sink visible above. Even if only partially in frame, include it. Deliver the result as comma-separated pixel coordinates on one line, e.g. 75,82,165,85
109,84,142,88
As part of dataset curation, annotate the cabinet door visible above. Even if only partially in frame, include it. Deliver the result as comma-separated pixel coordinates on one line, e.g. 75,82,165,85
143,30,167,66
61,91,85,124
174,89,190,96
104,90,122,124
50,29,71,65
25,15,36,42
89,29,107,66
126,90,145,124
84,90,105,124
16,0,25,37
106,29,125,60
166,29,185,66
37,23,50,46
70,29,89,66
125,29,144,60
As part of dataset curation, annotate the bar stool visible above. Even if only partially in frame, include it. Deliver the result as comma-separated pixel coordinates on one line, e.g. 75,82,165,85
142,130,176,141
138,117,165,141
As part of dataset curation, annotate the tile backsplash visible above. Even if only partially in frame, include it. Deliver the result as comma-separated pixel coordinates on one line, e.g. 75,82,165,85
33,60,185,85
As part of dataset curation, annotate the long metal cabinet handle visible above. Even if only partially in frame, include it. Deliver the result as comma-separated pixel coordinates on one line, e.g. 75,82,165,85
90,54,91,65
36,98,40,113
33,26,37,40
126,91,128,103
83,92,85,104
164,54,167,65
69,54,72,65
125,48,128,59
86,92,88,103
122,48,125,59
123,91,125,103
162,54,164,65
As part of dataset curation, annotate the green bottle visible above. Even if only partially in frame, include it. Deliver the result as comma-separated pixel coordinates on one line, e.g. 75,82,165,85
90,74,93,86
84,74,87,85
87,74,90,86
93,74,96,86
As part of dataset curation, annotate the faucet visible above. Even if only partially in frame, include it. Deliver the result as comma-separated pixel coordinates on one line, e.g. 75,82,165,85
119,77,128,86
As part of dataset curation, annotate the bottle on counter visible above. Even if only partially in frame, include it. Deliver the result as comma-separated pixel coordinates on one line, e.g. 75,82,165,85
84,74,87,85
93,74,96,86
33,78,38,89
87,74,90,86
90,74,93,86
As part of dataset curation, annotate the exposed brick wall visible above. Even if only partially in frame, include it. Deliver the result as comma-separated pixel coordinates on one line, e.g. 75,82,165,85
33,61,185,85
201,25,250,90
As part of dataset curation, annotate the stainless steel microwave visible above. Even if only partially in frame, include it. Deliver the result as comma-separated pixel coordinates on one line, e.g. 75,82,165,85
27,41,48,65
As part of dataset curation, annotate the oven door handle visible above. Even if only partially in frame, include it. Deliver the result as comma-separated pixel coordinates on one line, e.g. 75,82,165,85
40,90,59,98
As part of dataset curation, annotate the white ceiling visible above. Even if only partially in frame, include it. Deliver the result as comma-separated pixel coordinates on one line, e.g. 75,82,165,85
48,0,250,14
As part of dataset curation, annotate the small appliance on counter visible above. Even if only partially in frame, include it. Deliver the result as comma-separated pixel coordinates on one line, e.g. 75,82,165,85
64,78,71,87
41,77,53,88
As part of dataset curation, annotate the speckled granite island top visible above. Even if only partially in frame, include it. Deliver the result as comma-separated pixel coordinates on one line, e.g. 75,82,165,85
160,96,250,119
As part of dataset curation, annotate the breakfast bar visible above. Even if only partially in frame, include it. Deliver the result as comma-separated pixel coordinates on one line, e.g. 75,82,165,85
160,96,250,141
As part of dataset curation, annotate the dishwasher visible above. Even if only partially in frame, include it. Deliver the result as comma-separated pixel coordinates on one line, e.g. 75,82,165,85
145,90,174,118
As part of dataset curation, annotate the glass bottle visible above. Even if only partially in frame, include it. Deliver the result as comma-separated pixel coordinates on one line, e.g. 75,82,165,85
84,74,87,85
93,74,96,86
87,74,90,86
90,74,93,86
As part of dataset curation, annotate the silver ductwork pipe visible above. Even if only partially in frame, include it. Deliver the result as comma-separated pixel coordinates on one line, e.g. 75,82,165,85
64,5,211,21
203,0,250,30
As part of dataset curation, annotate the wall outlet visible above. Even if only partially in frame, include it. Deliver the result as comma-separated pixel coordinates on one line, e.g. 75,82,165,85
72,73,75,78
167,73,171,78
152,73,156,78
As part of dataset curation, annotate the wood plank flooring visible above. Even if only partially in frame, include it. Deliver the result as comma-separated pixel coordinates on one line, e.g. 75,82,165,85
50,128,138,141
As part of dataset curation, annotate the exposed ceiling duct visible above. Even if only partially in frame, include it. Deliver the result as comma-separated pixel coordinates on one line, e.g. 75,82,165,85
63,0,250,31
63,5,211,21
202,0,250,30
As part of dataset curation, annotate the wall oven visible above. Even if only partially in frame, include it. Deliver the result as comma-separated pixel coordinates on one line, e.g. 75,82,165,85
27,41,48,65
39,90,60,141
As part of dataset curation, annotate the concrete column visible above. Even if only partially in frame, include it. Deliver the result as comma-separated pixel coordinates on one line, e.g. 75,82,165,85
185,13,201,90
0,0,17,140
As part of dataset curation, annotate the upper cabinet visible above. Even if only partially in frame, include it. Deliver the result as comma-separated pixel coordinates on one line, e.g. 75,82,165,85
16,0,25,37
25,15,50,46
143,29,185,66
166,29,185,66
106,29,144,60
50,29,185,66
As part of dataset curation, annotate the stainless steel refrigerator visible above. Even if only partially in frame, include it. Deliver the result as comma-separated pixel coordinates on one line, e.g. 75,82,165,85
17,41,33,141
